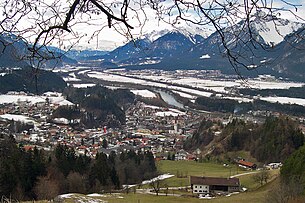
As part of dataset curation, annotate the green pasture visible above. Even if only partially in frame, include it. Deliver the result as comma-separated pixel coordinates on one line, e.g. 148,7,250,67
156,160,248,187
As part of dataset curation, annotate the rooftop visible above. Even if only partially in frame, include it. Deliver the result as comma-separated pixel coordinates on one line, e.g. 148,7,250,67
190,176,240,187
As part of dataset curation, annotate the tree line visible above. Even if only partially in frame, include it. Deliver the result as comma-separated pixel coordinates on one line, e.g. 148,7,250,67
184,116,304,163
240,86,305,99
0,67,67,94
53,85,135,128
0,135,157,200
194,96,305,116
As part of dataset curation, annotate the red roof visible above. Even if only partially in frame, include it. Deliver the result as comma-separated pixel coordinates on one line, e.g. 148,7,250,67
24,145,33,151
238,160,256,167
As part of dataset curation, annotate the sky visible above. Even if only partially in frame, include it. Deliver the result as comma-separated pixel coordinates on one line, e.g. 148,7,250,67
80,0,305,51
2,0,305,51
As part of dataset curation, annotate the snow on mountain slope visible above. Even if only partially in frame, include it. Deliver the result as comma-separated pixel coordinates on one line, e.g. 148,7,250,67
253,18,304,46
144,29,171,42
144,26,213,43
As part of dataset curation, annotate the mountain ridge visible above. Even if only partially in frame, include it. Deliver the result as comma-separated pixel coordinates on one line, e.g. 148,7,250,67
94,14,305,80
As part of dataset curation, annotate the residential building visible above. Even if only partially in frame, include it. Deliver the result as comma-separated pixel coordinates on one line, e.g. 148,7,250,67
238,160,257,169
190,176,240,195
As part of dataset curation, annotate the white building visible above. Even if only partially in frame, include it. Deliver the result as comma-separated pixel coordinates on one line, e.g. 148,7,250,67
190,176,240,195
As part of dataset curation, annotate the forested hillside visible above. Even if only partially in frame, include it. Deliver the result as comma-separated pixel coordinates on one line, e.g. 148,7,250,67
0,67,67,94
57,86,135,128
184,116,304,163
194,96,305,116
0,135,157,200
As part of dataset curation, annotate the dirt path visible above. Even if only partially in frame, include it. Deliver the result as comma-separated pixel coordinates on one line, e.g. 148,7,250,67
230,171,260,178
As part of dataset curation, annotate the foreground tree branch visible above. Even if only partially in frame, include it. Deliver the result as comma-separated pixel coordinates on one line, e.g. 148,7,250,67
0,0,304,72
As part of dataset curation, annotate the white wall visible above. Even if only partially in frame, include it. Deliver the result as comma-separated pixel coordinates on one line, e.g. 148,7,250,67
193,184,209,193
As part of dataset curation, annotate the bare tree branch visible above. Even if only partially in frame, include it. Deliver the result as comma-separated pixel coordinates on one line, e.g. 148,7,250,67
0,0,304,74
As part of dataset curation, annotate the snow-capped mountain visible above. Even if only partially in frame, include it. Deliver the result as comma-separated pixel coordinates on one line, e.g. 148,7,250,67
100,30,195,67
250,11,304,46
96,13,305,79
144,31,195,56
144,29,171,42
31,11,301,80
102,38,151,63
271,28,305,80
144,26,213,44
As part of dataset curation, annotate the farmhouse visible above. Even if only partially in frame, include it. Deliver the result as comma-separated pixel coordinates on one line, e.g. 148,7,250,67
190,176,240,195
238,160,257,169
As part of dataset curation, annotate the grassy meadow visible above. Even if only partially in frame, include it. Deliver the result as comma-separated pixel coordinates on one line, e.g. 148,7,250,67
156,160,250,188
30,160,281,203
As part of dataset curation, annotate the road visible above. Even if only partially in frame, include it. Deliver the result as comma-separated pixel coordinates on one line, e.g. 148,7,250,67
230,171,260,178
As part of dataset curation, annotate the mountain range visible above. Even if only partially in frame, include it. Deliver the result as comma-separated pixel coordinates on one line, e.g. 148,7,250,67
96,12,305,80
0,34,77,68
0,12,304,81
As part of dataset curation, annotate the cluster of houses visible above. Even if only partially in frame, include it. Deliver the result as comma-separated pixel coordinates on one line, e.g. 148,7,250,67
1,93,282,169
0,92,206,160
1,91,287,200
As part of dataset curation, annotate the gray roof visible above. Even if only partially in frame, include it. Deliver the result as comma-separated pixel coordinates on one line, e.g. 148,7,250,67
190,176,240,187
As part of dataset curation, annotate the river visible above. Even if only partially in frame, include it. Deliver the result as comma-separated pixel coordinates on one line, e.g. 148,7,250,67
156,90,184,109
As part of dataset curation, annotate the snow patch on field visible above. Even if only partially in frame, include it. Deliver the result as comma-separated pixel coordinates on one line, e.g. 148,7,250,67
87,71,215,97
245,80,304,89
63,77,81,82
142,174,175,185
170,78,237,93
58,193,123,202
143,104,161,109
0,114,35,124
155,110,186,117
58,194,75,198
78,70,91,75
0,94,73,106
48,97,74,106
0,94,45,104
73,83,96,88
138,60,161,65
200,54,211,59
88,71,145,84
172,91,196,99
131,90,157,98
260,96,305,106
105,86,125,90
86,70,305,107
172,87,213,97
86,194,106,197
222,96,253,103
104,68,126,73
58,194,107,203
63,72,82,82
52,69,70,73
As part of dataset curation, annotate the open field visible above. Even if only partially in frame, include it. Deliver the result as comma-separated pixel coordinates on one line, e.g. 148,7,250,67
237,169,279,190
102,190,268,203
56,179,276,203
156,160,249,187
26,161,281,203
83,69,305,106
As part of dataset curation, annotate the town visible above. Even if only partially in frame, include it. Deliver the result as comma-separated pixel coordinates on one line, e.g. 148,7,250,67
0,68,304,202
0,90,204,160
